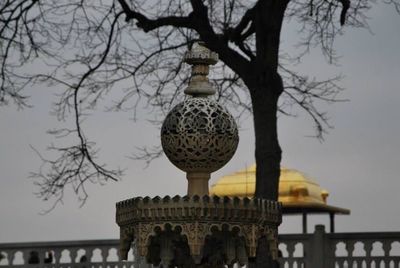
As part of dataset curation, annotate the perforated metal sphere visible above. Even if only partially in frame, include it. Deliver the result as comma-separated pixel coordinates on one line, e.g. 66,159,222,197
161,97,239,173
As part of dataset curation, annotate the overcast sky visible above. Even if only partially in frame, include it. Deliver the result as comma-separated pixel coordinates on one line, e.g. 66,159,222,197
1,2,400,243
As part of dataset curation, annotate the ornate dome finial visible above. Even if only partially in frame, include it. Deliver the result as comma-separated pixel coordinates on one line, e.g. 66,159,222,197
161,43,238,196
183,42,218,97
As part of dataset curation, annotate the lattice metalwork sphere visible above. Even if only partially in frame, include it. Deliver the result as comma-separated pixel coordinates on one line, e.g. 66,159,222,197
161,97,239,173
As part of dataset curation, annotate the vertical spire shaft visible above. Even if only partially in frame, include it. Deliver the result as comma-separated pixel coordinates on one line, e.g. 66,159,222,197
183,43,218,97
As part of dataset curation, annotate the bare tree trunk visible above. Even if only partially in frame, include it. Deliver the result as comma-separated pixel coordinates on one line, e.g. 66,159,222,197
250,0,286,201
246,72,283,268
250,73,282,201
249,2,286,265
254,237,279,268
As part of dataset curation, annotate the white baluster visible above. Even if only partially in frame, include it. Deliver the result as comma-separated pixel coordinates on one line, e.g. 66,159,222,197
5,251,13,266
53,249,62,264
364,241,372,268
101,246,108,264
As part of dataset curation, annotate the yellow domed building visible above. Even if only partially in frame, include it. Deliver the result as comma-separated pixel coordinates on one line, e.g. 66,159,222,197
210,164,350,233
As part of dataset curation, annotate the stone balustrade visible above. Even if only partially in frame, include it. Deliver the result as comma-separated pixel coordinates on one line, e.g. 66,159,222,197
278,225,400,268
0,239,146,267
329,231,400,268
1,226,400,267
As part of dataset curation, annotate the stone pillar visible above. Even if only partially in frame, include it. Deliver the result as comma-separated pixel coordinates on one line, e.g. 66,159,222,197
307,224,334,268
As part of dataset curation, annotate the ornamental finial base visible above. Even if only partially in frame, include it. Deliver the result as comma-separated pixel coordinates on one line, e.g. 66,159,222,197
187,172,210,196
116,195,282,267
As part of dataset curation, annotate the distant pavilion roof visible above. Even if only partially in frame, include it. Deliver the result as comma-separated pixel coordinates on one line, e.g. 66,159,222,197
210,164,350,215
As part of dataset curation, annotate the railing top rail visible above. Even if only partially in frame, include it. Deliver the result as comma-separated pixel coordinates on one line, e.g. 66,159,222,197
1,231,400,250
0,235,314,250
278,233,312,241
328,232,400,240
0,239,120,250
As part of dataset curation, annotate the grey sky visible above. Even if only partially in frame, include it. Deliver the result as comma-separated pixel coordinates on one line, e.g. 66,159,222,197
1,2,399,243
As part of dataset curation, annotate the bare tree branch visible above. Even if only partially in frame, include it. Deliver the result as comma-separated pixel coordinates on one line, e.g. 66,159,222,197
117,0,194,31
338,0,351,25
279,64,346,139
29,8,124,210
129,146,164,168
0,0,385,208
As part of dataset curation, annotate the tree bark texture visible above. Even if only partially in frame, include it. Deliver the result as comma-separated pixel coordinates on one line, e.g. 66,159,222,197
247,0,288,201
244,72,282,268
247,2,288,267
250,75,282,202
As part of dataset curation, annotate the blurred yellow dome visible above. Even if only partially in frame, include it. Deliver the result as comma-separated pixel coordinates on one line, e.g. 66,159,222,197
210,164,349,215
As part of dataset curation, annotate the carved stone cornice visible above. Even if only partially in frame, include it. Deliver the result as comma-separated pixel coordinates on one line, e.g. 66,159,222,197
116,195,280,225
116,195,281,266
